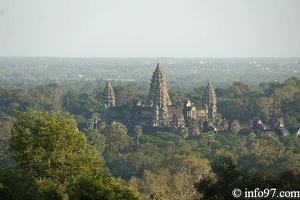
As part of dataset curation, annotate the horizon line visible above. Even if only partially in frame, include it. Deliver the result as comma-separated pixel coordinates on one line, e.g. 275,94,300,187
0,56,299,59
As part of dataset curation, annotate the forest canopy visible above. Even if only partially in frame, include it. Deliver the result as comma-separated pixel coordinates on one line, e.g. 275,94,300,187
0,58,300,199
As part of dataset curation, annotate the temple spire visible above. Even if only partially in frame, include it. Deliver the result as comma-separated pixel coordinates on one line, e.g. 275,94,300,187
102,81,116,108
148,63,172,106
148,63,172,127
202,82,217,119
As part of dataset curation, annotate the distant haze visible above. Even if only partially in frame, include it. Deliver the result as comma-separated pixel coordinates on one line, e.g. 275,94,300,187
0,0,299,57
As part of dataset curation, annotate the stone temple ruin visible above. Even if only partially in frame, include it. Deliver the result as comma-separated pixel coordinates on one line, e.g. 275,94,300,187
101,63,224,133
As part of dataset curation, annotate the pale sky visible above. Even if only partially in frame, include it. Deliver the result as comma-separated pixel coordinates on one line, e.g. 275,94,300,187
0,0,299,57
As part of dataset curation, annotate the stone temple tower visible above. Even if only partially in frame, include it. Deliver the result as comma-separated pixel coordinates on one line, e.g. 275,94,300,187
202,82,217,120
148,63,172,127
102,81,116,108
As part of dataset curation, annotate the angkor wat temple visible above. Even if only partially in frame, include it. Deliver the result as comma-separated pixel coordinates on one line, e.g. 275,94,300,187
101,63,223,133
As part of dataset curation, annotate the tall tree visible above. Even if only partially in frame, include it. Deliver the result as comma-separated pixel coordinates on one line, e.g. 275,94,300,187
91,112,101,130
133,125,142,146
9,110,103,185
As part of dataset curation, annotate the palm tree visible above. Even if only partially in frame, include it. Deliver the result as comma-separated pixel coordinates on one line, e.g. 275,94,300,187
133,125,142,146
91,112,101,130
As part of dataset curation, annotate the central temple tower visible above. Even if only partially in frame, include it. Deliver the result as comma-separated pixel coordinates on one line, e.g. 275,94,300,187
102,81,116,108
148,63,172,127
202,82,217,119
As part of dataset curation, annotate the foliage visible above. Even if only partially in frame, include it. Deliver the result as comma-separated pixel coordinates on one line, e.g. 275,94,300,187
198,132,221,150
101,122,136,178
9,110,103,184
68,175,139,200
1,61,300,199
195,155,300,199
84,128,106,154
0,115,14,167
28,83,64,112
230,120,241,134
114,85,146,105
0,167,41,200
129,155,211,200
63,88,101,118
133,125,143,146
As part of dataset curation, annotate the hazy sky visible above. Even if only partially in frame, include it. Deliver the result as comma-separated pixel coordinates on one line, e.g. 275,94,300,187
0,0,299,57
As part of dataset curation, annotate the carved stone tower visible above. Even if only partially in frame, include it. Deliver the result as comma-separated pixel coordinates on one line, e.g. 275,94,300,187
202,82,217,120
102,81,116,108
148,63,172,127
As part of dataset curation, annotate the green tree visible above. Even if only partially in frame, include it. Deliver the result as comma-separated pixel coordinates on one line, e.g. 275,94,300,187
131,155,211,200
28,83,64,112
0,167,41,200
189,121,200,136
163,155,211,199
215,113,223,130
195,156,248,199
68,175,139,200
101,122,135,177
83,128,106,154
114,85,139,105
0,87,35,116
230,120,240,134
283,92,300,126
129,169,170,200
195,155,300,199
133,125,143,146
199,132,220,150
91,112,101,130
101,122,132,151
9,110,103,185
0,115,14,167
63,88,101,117
229,81,250,98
